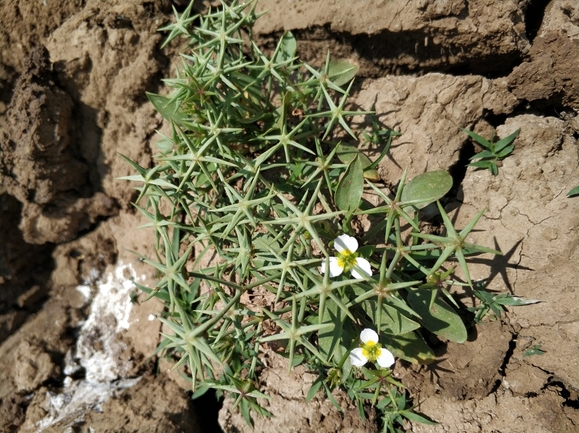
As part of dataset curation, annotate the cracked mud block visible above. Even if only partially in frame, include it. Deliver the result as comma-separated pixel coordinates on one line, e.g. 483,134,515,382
0,222,170,433
17,374,200,433
399,321,512,400
254,0,530,76
435,113,579,431
45,0,172,204
0,1,83,79
458,114,579,320
412,386,578,433
354,73,518,182
0,194,55,341
0,46,118,244
508,0,579,109
0,293,75,431
10,340,60,393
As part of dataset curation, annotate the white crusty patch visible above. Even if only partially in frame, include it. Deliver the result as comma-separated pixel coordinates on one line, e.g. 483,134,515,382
76,261,143,383
34,261,146,432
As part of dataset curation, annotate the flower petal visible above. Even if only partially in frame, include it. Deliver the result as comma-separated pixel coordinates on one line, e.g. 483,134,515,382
349,348,368,367
351,257,372,279
376,348,395,368
320,257,343,278
360,328,379,344
334,234,358,253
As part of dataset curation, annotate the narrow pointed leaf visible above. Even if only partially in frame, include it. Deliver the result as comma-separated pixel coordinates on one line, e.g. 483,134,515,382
147,92,184,124
400,410,437,425
494,128,520,150
469,150,495,160
468,160,492,169
567,185,579,197
461,128,491,148
496,144,515,158
497,295,540,306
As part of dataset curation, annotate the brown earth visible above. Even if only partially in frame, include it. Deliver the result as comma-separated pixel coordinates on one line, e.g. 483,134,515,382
1,1,578,432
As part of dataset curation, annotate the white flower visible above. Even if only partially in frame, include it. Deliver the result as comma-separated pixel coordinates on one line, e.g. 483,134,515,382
349,328,395,368
319,234,372,279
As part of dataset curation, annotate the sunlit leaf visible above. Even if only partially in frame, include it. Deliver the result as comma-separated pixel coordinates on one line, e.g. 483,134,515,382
335,155,364,212
400,170,452,209
274,31,297,63
383,331,435,364
568,185,579,197
336,143,380,181
400,409,437,425
361,298,421,335
406,288,467,343
317,301,355,362
147,92,184,124
328,58,358,87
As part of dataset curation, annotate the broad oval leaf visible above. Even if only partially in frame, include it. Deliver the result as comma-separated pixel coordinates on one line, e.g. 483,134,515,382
336,143,380,181
406,288,467,343
401,170,452,209
328,59,358,87
335,156,364,212
362,298,421,335
275,31,297,63
383,331,435,364
317,301,356,362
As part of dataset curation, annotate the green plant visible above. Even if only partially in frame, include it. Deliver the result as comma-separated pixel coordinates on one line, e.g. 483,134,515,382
464,127,520,175
122,1,507,430
524,344,546,357
469,282,540,323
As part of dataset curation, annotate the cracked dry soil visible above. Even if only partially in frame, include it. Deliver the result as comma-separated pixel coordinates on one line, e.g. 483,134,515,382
1,1,578,432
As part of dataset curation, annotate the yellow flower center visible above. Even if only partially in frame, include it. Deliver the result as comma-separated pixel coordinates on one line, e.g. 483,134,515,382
361,340,383,362
336,249,358,272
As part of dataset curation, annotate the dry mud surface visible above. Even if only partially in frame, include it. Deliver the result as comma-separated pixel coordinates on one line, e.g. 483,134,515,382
1,1,578,432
